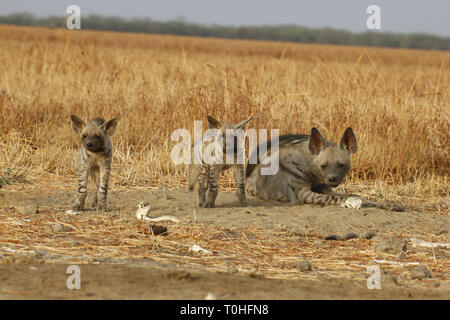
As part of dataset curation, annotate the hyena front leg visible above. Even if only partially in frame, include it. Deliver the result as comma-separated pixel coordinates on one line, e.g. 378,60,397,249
197,164,209,207
233,164,248,206
312,184,404,211
313,184,358,198
97,161,111,212
286,183,300,204
73,166,88,210
204,165,221,208
297,187,348,206
90,169,100,208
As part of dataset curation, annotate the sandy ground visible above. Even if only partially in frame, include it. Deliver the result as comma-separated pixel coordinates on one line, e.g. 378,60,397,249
0,186,449,299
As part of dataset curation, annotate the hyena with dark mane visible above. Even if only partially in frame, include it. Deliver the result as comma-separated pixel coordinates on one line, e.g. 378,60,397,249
246,127,403,211
188,115,252,208
70,115,118,212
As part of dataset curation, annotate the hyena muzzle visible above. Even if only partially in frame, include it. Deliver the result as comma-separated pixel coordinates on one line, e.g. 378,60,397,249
188,115,252,208
246,127,403,211
70,115,118,212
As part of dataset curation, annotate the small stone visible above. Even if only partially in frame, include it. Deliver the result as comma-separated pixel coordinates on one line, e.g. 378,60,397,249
189,244,212,255
296,260,312,272
375,237,406,255
324,234,342,241
150,225,167,236
65,209,77,216
15,204,39,215
410,265,432,280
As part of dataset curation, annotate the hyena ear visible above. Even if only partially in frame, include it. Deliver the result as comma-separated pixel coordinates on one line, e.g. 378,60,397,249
308,127,325,155
234,115,253,130
340,127,358,154
101,118,119,136
207,116,222,129
70,115,86,134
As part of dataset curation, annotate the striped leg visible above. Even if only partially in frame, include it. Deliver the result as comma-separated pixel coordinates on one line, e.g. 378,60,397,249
312,184,359,198
233,164,248,206
205,165,221,208
298,187,348,206
312,184,404,211
197,164,209,207
90,169,100,208
73,166,88,210
97,161,111,212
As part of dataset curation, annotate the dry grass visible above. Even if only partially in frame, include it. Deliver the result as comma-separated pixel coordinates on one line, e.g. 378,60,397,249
0,25,448,204
1,208,448,287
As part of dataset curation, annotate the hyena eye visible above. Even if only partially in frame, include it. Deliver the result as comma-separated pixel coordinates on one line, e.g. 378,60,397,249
82,134,87,139
94,135,100,139
321,163,328,169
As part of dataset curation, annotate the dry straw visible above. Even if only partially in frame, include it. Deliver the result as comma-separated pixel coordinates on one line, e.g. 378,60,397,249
0,208,448,288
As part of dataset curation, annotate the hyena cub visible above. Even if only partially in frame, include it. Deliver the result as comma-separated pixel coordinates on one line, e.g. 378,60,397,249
188,115,252,208
247,127,359,206
70,115,118,212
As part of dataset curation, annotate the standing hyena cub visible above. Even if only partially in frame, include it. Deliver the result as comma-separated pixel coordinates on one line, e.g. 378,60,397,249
70,115,118,212
188,115,252,208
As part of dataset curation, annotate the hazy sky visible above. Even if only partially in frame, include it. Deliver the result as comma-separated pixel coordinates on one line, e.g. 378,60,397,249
2,0,450,36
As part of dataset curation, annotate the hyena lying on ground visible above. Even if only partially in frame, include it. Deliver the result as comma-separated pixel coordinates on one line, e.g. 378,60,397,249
246,127,403,211
188,115,252,208
70,115,118,212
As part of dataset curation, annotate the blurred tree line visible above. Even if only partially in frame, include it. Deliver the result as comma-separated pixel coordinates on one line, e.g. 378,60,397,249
1,12,449,50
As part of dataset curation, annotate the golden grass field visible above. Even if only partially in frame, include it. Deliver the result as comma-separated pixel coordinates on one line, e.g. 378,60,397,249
0,25,448,211
0,25,449,299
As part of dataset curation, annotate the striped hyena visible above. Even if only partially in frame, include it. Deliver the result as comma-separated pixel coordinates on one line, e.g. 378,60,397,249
70,115,118,212
188,115,252,208
246,127,403,211
247,127,357,205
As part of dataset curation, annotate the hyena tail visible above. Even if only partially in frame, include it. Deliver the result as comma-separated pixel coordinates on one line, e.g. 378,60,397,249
187,164,201,191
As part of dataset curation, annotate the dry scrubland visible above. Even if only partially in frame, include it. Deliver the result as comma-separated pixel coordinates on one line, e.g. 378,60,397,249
0,25,449,299
0,25,448,210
